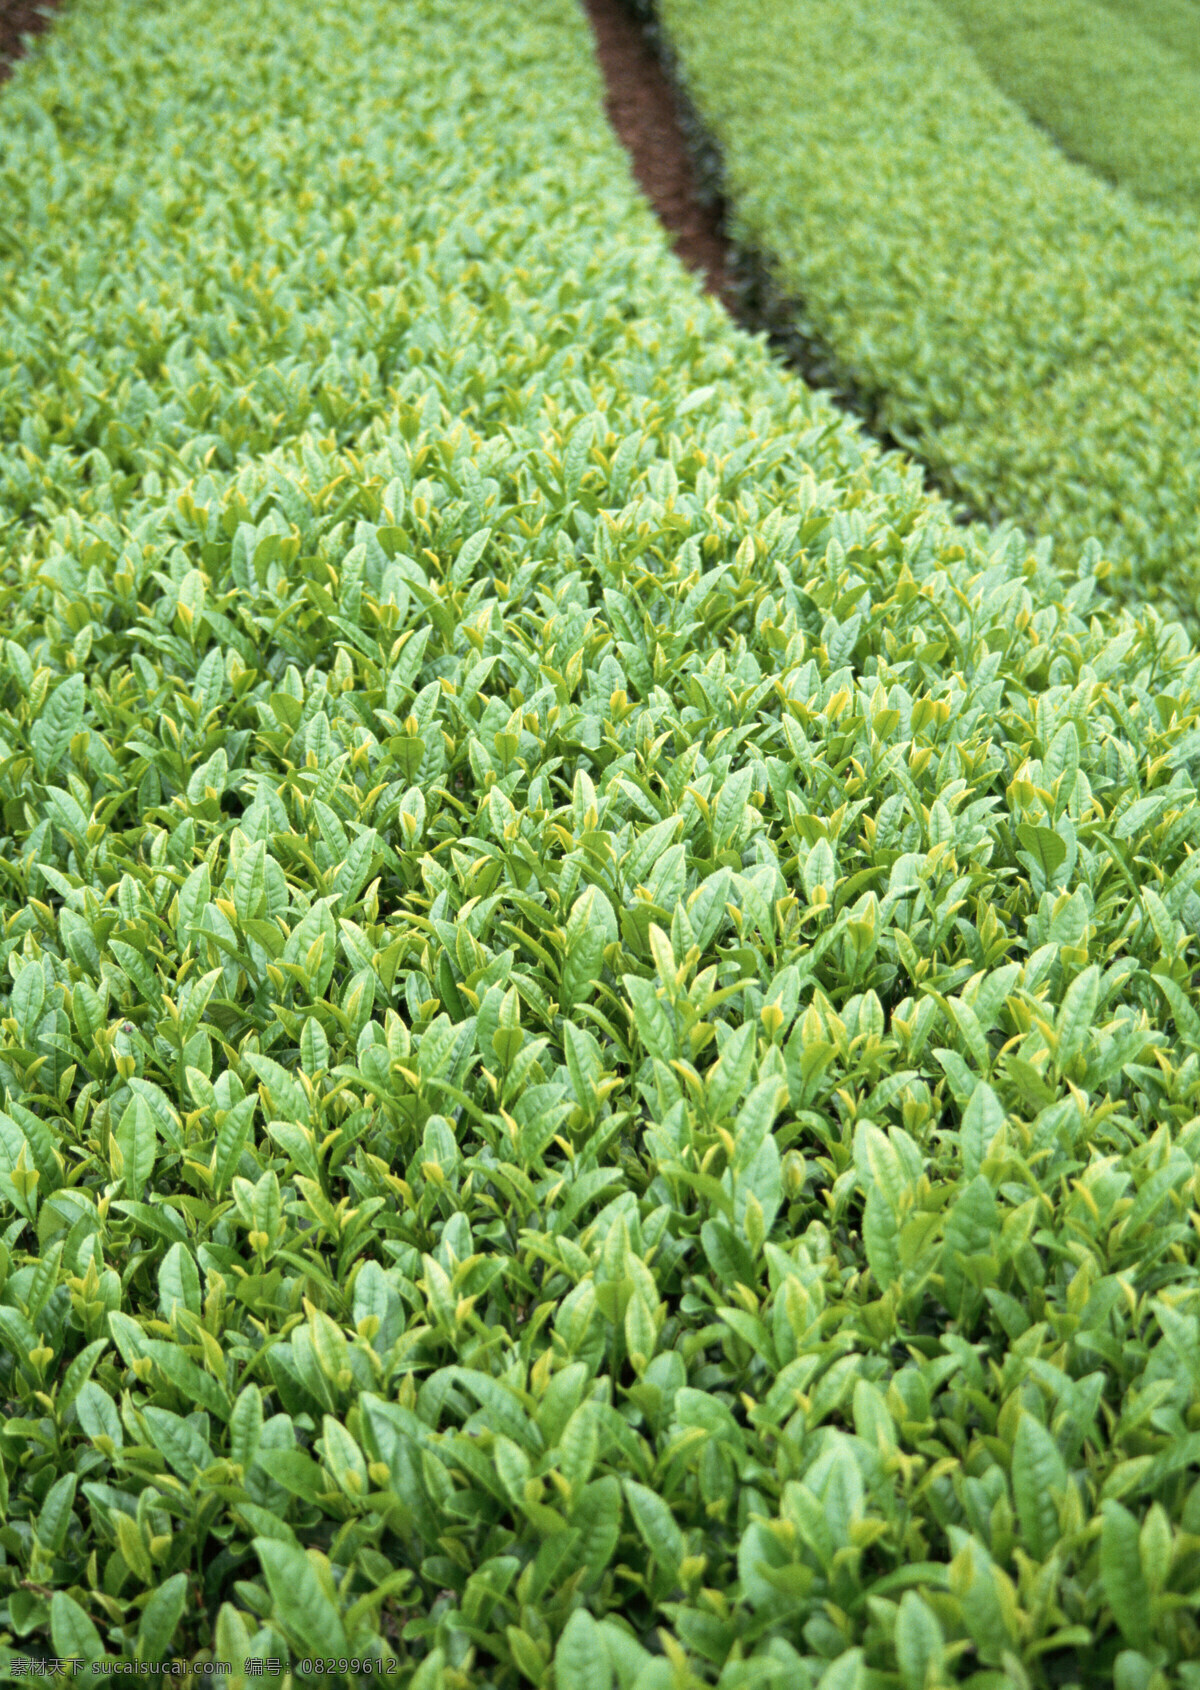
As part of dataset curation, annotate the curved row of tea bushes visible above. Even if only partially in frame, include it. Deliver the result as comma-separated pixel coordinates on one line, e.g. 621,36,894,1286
1095,0,1200,70
6,0,1200,1684
933,0,1200,211
659,0,1200,631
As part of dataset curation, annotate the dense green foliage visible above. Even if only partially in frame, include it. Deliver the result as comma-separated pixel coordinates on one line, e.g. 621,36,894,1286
7,0,1200,1685
1094,0,1200,71
932,0,1200,211
659,0,1200,631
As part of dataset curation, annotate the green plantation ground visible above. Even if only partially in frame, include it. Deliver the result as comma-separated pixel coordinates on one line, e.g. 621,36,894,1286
7,0,1200,1686
931,0,1200,212
1095,0,1200,67
658,0,1200,635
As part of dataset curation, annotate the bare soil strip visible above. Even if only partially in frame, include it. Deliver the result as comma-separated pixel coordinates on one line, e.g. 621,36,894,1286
578,0,737,309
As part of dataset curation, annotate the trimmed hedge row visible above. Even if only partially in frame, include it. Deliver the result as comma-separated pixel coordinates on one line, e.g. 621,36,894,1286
5,0,1200,1684
933,0,1200,211
658,0,1200,629
1095,0,1200,69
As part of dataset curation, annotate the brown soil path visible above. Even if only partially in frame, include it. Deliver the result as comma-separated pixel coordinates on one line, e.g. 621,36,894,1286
0,0,57,85
579,0,738,310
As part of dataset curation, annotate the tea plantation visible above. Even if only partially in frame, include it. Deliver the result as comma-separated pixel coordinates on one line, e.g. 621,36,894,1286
658,0,1200,631
4,0,1200,1685
1095,0,1200,66
932,0,1200,212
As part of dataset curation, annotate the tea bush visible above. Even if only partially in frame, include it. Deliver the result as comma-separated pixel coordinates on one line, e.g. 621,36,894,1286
934,0,1200,211
659,0,1200,629
6,0,1200,1684
1095,0,1200,65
